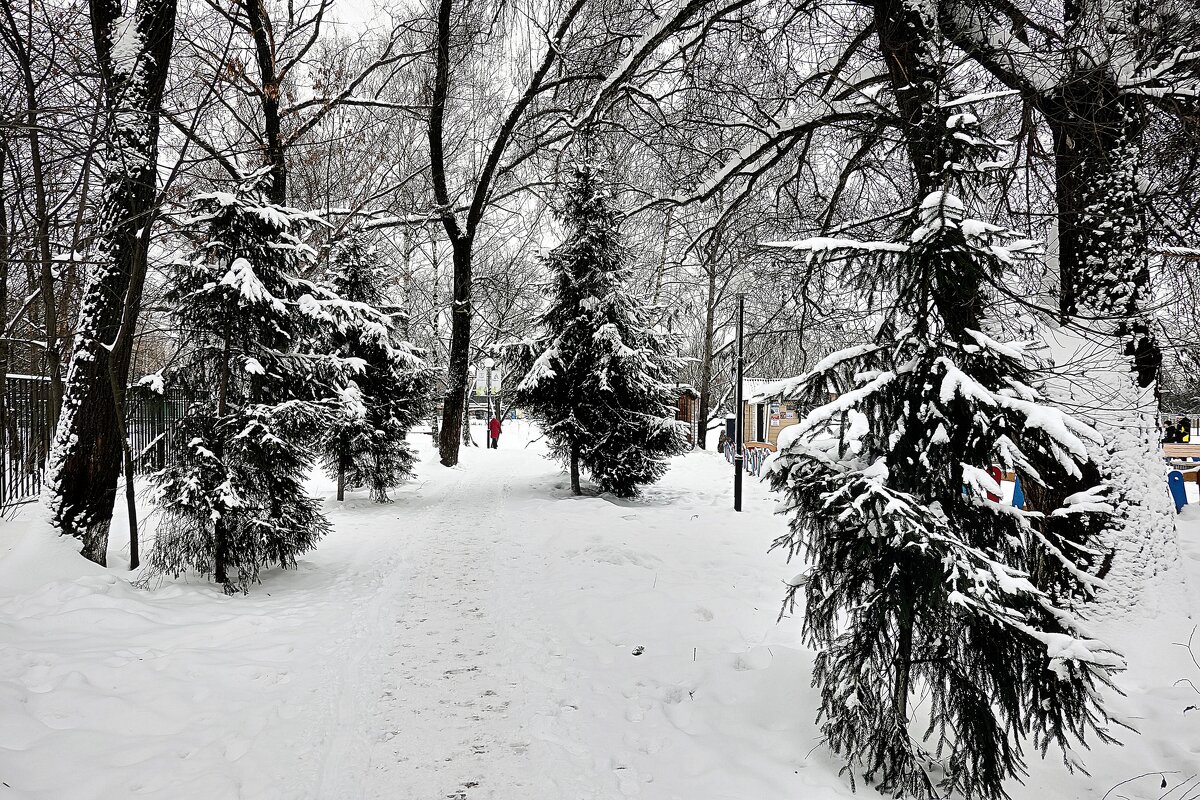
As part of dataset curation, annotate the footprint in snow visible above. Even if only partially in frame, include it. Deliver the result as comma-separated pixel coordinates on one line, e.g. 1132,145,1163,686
612,762,642,796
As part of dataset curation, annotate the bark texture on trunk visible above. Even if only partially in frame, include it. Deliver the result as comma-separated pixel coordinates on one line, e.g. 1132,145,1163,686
48,0,177,565
696,271,717,450
0,148,9,505
874,0,948,197
569,442,581,495
460,385,473,447
1045,80,1159,386
936,0,1161,389
438,240,472,464
242,0,286,204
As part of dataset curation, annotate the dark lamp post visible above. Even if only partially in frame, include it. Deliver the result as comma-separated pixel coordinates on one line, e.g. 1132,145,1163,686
483,356,495,417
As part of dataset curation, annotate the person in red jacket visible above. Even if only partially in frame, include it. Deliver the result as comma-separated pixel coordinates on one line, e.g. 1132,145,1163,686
488,415,502,449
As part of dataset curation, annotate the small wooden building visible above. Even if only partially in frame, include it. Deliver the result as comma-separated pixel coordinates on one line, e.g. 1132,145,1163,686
673,384,700,445
741,378,803,447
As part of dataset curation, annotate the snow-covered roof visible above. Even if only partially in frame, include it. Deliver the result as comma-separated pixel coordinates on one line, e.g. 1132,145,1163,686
743,378,793,403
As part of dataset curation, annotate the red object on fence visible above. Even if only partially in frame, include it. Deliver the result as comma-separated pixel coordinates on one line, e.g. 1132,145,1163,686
986,465,1002,502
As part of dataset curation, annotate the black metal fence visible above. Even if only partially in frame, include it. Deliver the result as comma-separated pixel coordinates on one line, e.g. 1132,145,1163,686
125,386,196,474
1,376,54,509
0,377,196,514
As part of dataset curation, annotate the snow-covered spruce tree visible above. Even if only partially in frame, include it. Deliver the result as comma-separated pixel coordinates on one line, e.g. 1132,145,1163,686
512,164,688,497
766,131,1123,798
150,184,379,592
318,230,431,502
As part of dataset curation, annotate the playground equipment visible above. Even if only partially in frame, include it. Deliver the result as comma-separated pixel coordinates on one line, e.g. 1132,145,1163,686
724,436,1189,516
1162,444,1200,513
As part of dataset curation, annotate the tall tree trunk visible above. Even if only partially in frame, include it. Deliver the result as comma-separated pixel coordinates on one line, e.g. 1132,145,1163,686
1043,80,1176,616
109,360,139,569
428,0,470,468
696,270,717,449
1045,83,1158,385
425,0,587,467
438,239,472,465
873,0,948,198
48,0,177,565
429,233,441,440
0,146,9,507
241,0,286,204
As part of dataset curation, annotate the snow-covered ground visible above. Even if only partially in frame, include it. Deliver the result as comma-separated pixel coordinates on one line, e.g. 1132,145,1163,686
1,422,1198,799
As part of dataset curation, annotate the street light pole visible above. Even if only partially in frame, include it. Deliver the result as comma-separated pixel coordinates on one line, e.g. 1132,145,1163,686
734,292,745,512
483,356,495,417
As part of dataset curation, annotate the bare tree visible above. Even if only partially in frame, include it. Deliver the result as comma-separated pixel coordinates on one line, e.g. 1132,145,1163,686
424,0,758,466
48,0,177,565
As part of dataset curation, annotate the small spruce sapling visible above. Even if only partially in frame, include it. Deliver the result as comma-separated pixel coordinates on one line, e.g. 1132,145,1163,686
511,164,688,496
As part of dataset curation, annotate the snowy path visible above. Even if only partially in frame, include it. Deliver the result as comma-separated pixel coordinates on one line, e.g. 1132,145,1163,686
0,425,830,800
311,436,588,800
3,423,1200,800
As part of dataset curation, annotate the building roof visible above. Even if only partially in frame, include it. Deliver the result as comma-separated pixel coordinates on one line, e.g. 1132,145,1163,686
744,377,795,404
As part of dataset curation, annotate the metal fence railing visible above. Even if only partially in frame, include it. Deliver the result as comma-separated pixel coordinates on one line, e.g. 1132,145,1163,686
0,378,197,514
1,376,53,509
125,386,196,475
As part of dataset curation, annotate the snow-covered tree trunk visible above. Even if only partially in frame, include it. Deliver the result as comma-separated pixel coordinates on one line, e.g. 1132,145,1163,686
1094,390,1182,617
1040,328,1181,619
1045,81,1180,617
938,0,1185,617
0,148,9,482
460,383,474,448
873,0,949,197
48,0,176,564
696,270,717,449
